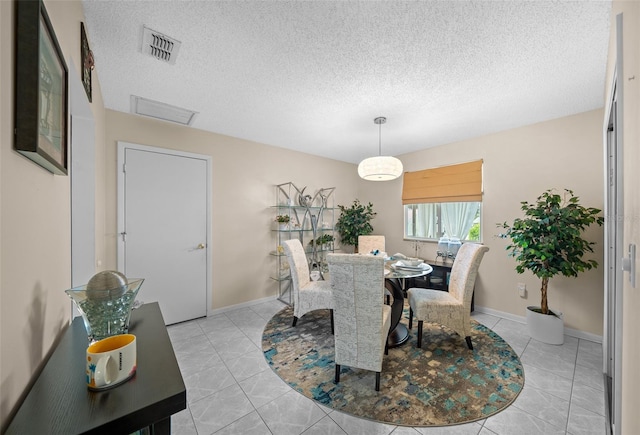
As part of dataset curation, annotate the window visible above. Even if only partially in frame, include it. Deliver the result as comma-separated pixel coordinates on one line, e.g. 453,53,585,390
402,160,482,241
404,202,481,241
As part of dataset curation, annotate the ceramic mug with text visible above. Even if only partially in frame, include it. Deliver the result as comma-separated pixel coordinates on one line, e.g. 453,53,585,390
86,333,136,390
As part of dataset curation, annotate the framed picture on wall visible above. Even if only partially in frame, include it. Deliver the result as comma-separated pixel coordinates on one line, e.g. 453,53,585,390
81,22,93,103
15,0,69,175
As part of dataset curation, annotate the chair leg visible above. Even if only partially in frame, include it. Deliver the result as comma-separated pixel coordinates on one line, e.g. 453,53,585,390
330,309,334,335
385,294,390,305
465,336,473,350
417,320,423,348
375,372,381,391
384,341,389,355
335,364,341,383
408,307,413,329
292,316,298,327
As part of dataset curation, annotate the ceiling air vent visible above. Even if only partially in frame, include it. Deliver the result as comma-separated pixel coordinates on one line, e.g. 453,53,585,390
130,95,198,126
141,26,181,65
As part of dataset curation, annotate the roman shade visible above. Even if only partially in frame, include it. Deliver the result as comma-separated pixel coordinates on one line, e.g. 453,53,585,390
402,160,483,204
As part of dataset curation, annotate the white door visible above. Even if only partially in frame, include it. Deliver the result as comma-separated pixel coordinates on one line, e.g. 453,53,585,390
117,142,210,325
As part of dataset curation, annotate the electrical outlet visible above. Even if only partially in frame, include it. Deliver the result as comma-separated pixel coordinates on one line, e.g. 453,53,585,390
517,283,527,298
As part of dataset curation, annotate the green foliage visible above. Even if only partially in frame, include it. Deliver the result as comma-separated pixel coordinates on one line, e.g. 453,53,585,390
468,223,480,241
309,234,335,246
497,189,604,314
335,199,376,248
275,214,290,223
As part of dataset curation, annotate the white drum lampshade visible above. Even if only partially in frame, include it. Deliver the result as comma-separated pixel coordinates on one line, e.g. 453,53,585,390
358,116,403,181
358,156,403,181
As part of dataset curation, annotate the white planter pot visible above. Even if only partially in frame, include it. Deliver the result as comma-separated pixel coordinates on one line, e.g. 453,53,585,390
526,306,564,345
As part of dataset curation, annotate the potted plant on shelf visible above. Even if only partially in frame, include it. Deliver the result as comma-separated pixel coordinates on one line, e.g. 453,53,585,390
275,214,290,230
335,199,376,253
497,189,604,344
310,234,335,250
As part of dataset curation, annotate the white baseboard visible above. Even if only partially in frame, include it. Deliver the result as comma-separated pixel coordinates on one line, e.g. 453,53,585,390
474,305,527,324
474,305,603,344
207,295,280,316
563,327,603,344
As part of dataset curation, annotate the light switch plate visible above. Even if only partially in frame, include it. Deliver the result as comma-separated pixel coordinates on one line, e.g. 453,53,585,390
517,283,527,298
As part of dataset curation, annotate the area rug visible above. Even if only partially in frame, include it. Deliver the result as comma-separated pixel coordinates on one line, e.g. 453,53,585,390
262,306,524,427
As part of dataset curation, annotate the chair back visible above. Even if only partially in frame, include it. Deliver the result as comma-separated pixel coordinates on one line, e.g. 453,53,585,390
282,239,310,307
358,235,385,254
327,253,386,372
449,243,489,309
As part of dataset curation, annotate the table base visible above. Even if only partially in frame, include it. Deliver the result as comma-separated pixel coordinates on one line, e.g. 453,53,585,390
388,323,410,348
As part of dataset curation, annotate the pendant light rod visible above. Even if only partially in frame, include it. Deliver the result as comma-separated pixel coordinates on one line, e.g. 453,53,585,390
374,116,386,156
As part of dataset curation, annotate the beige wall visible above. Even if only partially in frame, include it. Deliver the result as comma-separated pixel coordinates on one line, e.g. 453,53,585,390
103,110,360,309
2,0,632,430
607,2,640,433
361,109,605,336
0,0,106,428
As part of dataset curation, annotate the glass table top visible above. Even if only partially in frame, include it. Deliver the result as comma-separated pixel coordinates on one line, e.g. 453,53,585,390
385,261,433,279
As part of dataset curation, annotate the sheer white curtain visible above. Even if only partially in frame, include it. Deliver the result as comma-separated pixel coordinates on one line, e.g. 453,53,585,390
441,202,479,239
416,204,438,239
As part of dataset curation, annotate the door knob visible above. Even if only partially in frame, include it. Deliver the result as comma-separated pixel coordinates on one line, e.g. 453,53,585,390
197,243,205,250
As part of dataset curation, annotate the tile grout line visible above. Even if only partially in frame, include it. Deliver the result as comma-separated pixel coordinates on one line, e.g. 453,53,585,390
564,338,582,434
171,304,605,435
193,311,272,434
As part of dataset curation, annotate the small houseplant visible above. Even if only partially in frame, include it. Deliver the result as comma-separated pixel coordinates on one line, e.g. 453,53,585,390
309,234,335,249
275,214,290,230
335,199,376,252
497,189,604,344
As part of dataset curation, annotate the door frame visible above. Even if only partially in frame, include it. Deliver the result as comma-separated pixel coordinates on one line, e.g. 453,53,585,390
69,60,96,320
116,142,213,315
602,13,624,435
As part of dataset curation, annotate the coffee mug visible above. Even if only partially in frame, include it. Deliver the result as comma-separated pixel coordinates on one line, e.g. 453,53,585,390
86,334,137,390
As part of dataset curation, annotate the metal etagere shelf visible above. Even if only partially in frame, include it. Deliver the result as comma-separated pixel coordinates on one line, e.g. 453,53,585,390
271,182,336,305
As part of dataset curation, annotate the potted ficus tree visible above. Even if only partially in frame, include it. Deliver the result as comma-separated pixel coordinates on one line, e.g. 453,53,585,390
497,189,604,344
335,199,376,253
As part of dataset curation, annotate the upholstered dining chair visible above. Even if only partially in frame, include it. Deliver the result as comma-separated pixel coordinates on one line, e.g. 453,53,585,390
407,243,489,350
357,235,392,305
357,235,385,255
282,239,334,333
327,253,391,391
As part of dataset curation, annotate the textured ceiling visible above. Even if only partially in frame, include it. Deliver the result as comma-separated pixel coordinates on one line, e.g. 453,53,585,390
82,0,611,164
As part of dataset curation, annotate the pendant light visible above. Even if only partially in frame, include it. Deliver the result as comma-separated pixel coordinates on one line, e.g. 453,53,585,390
357,116,403,181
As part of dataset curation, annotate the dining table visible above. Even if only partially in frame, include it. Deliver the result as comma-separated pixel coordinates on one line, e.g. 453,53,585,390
384,261,433,348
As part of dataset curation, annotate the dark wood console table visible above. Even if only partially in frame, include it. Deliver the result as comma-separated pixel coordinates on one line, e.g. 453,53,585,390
5,302,186,435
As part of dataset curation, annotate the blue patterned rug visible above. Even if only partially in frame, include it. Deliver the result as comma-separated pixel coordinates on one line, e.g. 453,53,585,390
262,305,524,427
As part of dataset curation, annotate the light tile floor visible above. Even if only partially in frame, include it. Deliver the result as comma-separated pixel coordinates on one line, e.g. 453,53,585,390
167,299,607,435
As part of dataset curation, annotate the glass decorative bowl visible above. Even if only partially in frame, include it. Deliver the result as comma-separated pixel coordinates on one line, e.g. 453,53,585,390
66,275,144,343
